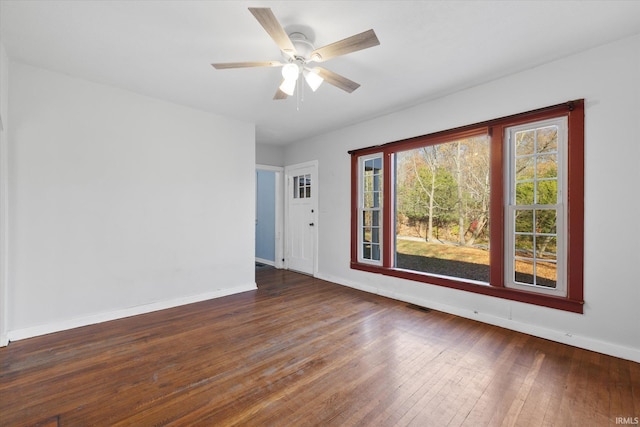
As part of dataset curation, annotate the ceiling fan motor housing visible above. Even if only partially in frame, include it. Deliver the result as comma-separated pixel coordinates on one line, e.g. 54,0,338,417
287,32,316,62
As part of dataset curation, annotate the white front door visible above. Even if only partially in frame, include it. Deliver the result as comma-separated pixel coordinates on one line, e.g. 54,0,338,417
285,162,317,275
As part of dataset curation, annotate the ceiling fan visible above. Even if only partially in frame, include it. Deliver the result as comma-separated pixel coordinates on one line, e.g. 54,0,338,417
211,7,380,100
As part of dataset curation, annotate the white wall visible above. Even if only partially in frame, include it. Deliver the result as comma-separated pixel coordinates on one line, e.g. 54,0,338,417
7,62,256,340
256,143,285,167
285,34,640,362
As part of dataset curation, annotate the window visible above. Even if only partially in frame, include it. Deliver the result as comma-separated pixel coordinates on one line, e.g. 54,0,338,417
357,154,383,264
505,118,567,296
350,101,584,313
293,174,311,199
395,134,491,284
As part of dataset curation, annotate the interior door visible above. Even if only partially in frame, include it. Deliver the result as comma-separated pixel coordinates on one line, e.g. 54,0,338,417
285,162,317,275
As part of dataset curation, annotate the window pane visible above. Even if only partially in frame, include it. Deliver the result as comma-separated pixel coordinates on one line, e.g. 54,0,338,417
537,154,557,178
372,210,380,227
363,211,372,227
515,182,534,205
536,209,557,234
293,176,299,198
371,244,380,261
364,175,374,192
514,259,535,285
371,227,380,244
515,130,535,156
363,227,372,243
363,191,372,208
536,261,557,288
363,191,381,208
537,179,557,204
515,157,534,181
536,236,557,260
395,135,490,283
363,242,372,259
515,234,533,256
515,210,533,233
373,157,382,171
305,175,311,199
536,126,558,153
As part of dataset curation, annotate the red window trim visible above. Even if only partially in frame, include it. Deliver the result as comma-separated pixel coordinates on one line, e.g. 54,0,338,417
350,100,584,313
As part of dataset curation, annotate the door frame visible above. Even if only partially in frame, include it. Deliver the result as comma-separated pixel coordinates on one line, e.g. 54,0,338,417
284,160,318,276
256,164,284,269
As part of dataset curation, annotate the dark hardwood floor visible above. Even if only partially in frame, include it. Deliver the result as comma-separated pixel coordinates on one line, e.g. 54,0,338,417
0,269,638,426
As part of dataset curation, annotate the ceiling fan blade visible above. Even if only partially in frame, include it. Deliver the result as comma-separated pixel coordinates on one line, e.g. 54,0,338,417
273,84,289,100
211,61,282,70
248,7,296,56
310,29,380,62
314,67,360,93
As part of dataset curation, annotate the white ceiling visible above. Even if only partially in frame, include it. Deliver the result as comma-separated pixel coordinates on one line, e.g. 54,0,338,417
2,1,640,146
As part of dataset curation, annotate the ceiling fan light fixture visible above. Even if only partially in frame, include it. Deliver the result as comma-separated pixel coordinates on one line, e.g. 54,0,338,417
281,63,300,81
279,78,297,96
303,69,324,92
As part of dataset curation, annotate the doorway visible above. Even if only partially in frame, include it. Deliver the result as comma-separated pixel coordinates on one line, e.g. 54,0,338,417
256,165,284,269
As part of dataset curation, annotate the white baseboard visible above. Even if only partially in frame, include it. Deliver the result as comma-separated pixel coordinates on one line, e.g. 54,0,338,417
6,283,257,343
255,257,275,266
316,272,640,364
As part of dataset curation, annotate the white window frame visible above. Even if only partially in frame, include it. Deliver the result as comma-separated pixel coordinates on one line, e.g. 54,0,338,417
505,117,568,297
357,153,384,265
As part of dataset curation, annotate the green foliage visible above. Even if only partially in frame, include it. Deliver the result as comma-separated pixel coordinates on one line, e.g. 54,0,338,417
397,165,457,223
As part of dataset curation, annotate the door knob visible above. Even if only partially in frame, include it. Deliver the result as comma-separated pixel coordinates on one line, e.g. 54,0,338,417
309,223,315,226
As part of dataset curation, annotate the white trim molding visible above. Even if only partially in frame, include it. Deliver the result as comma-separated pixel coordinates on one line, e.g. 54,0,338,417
255,257,275,267
315,272,640,364
6,283,257,343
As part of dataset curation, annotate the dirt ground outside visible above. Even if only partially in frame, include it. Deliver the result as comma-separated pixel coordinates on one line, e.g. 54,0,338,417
395,237,557,287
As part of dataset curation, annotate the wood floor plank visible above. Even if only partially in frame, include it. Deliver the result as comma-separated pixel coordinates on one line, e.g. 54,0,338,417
0,268,638,426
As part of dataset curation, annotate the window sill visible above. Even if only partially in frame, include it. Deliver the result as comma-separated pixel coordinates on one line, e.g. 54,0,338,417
351,262,584,313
